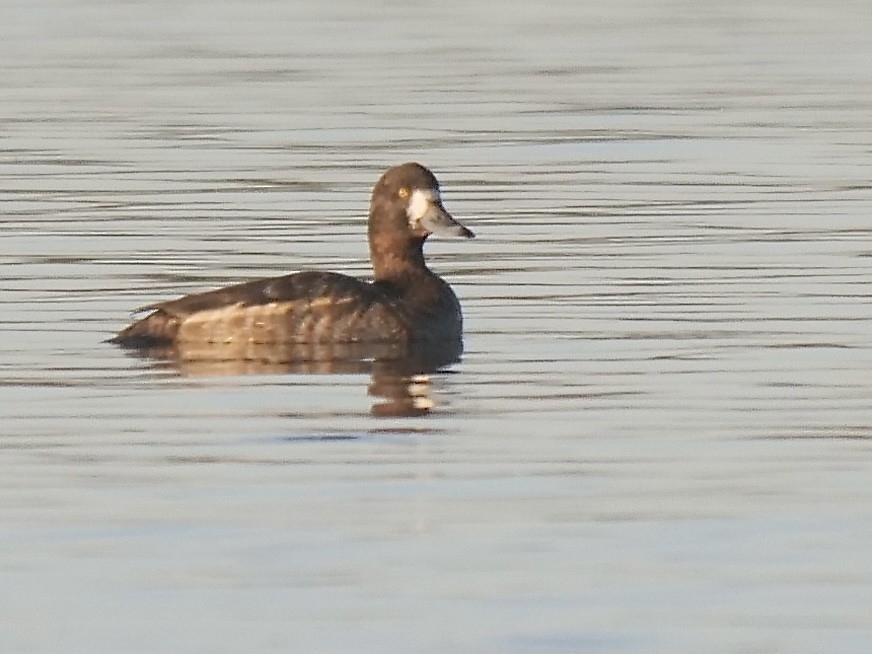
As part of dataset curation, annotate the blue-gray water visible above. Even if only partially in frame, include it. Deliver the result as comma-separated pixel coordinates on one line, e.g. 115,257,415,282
2,1,872,652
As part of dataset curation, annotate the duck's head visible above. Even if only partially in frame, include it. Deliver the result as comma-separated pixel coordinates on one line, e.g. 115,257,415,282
368,163,475,242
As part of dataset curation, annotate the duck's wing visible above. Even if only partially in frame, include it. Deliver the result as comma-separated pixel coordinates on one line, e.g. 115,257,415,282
111,271,404,347
140,271,372,317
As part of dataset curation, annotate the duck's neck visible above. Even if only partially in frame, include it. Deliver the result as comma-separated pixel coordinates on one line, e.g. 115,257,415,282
369,232,430,282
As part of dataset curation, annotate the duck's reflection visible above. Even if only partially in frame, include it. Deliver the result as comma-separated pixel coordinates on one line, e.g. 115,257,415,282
124,339,463,417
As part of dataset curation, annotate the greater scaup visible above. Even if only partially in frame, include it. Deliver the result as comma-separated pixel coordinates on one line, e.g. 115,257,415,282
110,163,474,356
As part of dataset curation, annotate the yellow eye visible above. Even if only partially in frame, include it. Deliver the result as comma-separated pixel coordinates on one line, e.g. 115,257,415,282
398,187,409,199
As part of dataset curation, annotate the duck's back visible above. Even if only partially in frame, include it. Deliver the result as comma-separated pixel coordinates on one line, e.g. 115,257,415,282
111,271,411,347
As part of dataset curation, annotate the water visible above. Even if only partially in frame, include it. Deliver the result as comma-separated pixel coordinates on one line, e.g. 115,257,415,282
2,0,872,652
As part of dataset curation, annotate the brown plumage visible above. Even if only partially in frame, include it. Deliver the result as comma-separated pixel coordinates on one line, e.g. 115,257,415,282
110,163,474,357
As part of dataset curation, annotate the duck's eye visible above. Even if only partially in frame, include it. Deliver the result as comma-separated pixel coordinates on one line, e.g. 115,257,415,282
398,187,409,199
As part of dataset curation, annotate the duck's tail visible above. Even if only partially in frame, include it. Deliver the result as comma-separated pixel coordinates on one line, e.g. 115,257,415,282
107,309,180,347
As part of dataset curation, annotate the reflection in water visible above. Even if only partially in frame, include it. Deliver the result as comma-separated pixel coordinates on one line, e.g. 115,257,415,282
118,339,463,417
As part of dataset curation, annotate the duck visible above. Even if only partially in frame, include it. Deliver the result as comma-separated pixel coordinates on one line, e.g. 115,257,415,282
110,163,475,356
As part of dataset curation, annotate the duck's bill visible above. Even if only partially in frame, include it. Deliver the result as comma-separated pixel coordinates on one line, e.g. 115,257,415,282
421,204,475,239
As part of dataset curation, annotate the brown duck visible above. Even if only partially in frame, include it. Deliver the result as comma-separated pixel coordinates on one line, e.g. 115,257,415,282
110,163,474,356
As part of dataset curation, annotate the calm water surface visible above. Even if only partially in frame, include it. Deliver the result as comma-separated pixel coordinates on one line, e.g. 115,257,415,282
2,1,872,652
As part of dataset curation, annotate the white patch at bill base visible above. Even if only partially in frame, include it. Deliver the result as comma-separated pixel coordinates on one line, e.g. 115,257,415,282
406,188,440,228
